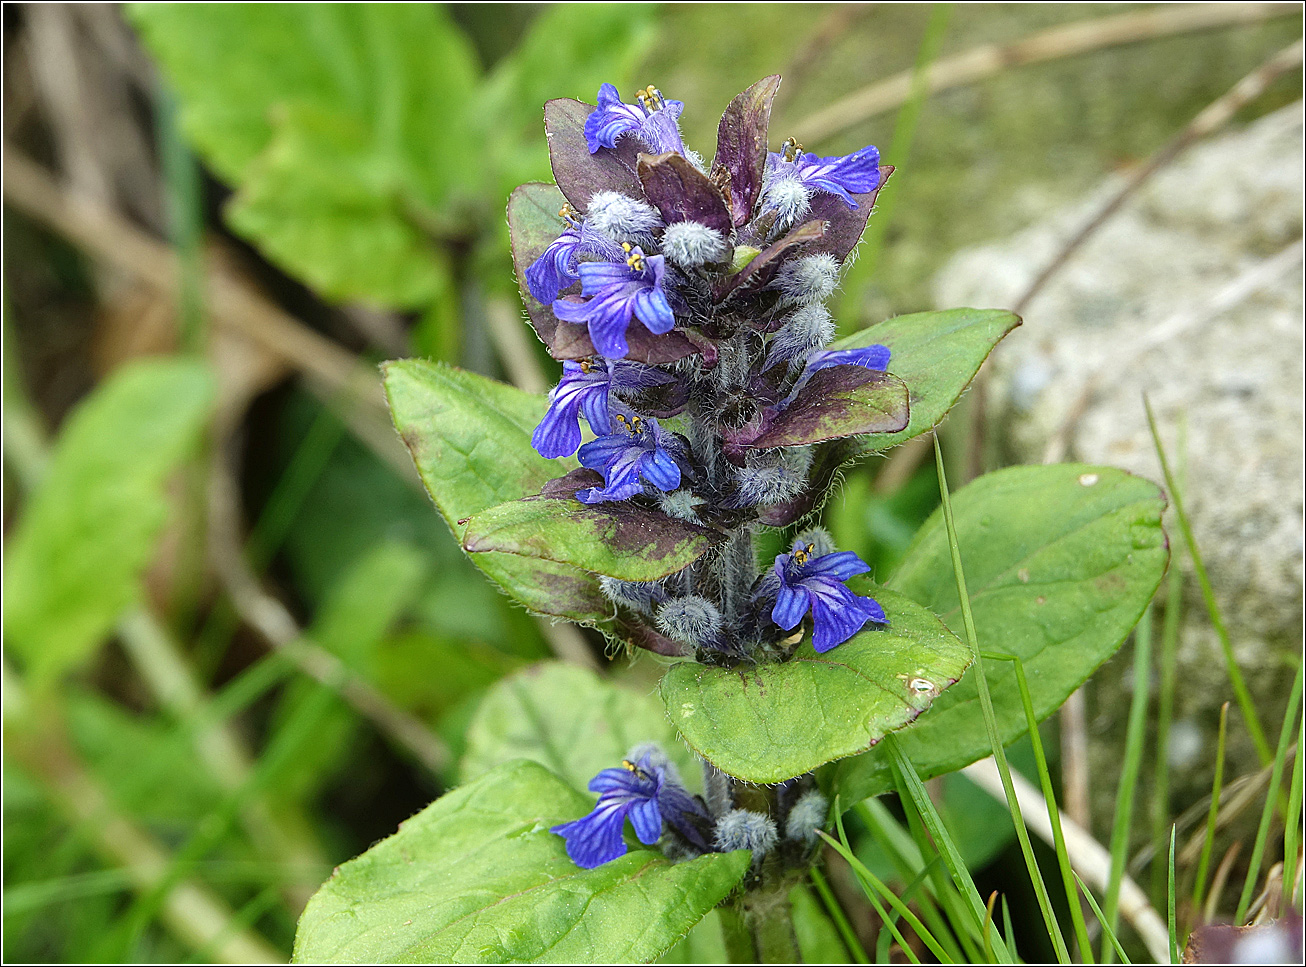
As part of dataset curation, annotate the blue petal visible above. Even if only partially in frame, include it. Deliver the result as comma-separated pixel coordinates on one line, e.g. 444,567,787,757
806,579,882,653
795,145,881,209
802,550,872,582
524,230,580,304
632,285,675,335
588,767,646,795
551,800,630,868
577,433,634,472
627,796,663,845
640,449,682,492
578,260,636,294
585,84,647,153
772,584,811,630
807,344,890,374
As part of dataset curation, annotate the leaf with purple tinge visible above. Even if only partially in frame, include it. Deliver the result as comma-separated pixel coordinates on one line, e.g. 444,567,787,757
637,152,732,234
508,182,571,345
547,304,701,365
463,495,724,583
805,165,894,263
750,366,909,449
716,219,826,302
544,98,645,212
713,75,782,226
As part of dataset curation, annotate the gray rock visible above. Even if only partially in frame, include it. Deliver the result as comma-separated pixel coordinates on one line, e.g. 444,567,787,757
932,105,1303,821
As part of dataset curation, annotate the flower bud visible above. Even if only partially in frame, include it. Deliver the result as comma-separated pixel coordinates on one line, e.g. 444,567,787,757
599,576,666,614
767,304,835,370
714,809,779,856
784,790,829,844
662,220,729,268
585,190,663,239
775,253,840,306
656,596,724,648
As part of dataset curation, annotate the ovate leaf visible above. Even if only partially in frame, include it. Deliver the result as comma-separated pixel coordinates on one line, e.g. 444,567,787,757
292,760,749,963
3,358,214,680
461,663,697,793
831,464,1168,802
661,586,971,783
832,308,1021,453
382,359,609,622
750,368,909,449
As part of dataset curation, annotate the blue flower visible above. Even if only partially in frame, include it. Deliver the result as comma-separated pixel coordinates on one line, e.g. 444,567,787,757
771,539,886,653
525,217,627,305
766,139,882,210
576,412,681,504
805,344,890,374
585,83,686,156
550,752,708,869
531,360,672,459
552,246,675,360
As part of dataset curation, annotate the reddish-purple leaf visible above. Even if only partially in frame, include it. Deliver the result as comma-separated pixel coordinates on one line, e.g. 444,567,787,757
637,152,732,234
545,307,701,365
804,165,894,263
712,75,782,226
715,219,826,302
750,366,909,449
544,98,645,212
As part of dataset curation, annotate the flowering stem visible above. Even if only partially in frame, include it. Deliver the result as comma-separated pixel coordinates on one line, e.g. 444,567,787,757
719,901,757,963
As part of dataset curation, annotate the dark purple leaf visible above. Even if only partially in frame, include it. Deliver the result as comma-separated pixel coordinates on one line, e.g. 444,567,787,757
544,99,645,212
636,152,732,233
804,165,894,263
617,615,689,657
715,219,826,302
712,75,782,226
545,305,701,365
750,366,909,449
537,467,604,498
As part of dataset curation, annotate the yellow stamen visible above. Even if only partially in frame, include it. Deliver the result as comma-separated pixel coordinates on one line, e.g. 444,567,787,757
636,85,664,111
782,137,803,163
558,203,579,223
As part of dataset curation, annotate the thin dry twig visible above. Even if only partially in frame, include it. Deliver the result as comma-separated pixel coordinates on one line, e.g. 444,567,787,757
794,3,1300,144
964,757,1171,963
206,445,454,776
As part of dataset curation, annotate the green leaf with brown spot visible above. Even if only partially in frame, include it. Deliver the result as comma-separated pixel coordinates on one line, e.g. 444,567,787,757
830,464,1168,803
660,586,971,783
463,495,724,584
751,368,909,449
292,760,749,963
382,359,608,622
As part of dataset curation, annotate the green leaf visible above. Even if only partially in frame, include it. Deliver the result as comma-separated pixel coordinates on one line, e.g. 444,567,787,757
790,883,850,964
750,369,910,449
661,586,971,783
831,308,1020,453
3,358,214,680
292,760,749,964
462,663,698,793
464,495,724,584
131,4,480,307
382,359,610,623
831,464,1168,802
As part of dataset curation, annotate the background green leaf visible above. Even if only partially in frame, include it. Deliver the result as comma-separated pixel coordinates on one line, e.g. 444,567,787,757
661,586,971,783
292,760,748,964
831,463,1168,802
131,3,480,307
3,358,214,681
461,663,699,793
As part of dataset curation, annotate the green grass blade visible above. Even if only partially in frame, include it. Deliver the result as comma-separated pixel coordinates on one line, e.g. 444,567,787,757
932,436,1069,963
875,865,936,964
827,815,928,965
1283,712,1304,912
982,651,1095,963
1000,896,1019,965
824,818,953,964
1234,660,1303,923
1074,873,1133,965
1151,544,1184,906
1103,607,1154,963
809,864,870,965
1144,397,1270,763
1168,827,1178,964
1192,702,1230,913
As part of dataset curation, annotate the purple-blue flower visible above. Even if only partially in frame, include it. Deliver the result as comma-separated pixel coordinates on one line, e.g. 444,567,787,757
552,247,675,360
550,753,709,869
531,360,673,459
525,218,627,305
771,539,886,653
585,83,686,156
576,412,681,504
768,141,882,209
805,344,890,374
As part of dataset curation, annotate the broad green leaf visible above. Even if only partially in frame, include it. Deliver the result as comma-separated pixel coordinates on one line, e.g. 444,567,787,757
383,359,610,622
464,495,724,583
831,464,1168,803
661,586,971,783
750,369,910,448
132,4,480,307
462,663,698,793
831,308,1020,453
292,760,749,963
3,358,214,680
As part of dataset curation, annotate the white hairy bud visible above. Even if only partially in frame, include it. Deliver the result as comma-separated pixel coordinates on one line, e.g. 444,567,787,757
784,790,829,844
656,596,723,648
585,190,663,239
767,304,835,369
661,220,729,268
775,253,840,306
714,809,779,856
761,174,813,227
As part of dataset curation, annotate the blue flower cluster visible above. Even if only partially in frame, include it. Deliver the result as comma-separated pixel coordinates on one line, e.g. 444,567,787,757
521,79,892,662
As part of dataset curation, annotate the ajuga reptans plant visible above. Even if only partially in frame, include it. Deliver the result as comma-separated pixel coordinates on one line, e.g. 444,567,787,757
512,78,908,875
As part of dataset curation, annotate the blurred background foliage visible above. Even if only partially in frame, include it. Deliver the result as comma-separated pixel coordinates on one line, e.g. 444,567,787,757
2,3,1300,963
